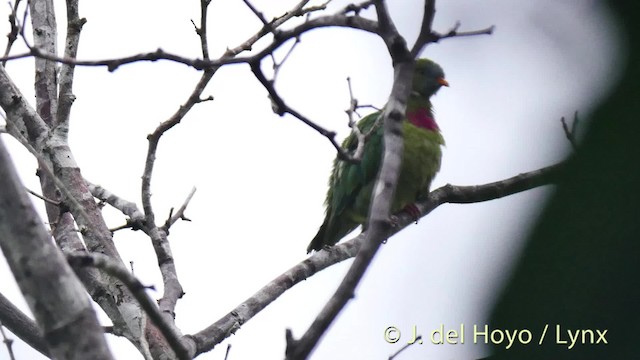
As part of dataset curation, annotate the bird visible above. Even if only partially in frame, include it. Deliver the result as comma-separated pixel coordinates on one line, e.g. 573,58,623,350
307,58,448,253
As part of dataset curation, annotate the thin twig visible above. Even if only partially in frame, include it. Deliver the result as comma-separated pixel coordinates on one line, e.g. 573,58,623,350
561,111,579,150
271,36,300,79
25,187,60,206
2,0,24,66
250,60,360,163
342,0,374,15
388,335,421,360
0,321,16,360
345,77,366,160
188,158,563,356
434,25,495,42
251,63,354,162
162,187,196,232
242,0,270,27
0,7,377,71
193,0,212,59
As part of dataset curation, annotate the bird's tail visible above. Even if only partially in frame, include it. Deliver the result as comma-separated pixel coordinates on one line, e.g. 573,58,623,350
307,215,358,253
307,222,328,253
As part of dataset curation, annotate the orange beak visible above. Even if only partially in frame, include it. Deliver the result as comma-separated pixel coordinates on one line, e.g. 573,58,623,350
437,77,450,87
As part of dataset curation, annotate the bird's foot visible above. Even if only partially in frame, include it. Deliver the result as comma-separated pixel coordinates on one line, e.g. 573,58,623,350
388,214,400,228
403,203,421,224
321,244,334,251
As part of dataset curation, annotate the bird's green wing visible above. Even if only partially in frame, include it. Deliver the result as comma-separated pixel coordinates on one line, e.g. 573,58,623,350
327,112,383,227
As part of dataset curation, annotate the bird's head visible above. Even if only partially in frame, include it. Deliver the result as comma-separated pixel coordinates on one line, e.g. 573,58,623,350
412,58,449,99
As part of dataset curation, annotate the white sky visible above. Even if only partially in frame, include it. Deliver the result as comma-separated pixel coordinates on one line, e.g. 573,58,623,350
0,0,620,359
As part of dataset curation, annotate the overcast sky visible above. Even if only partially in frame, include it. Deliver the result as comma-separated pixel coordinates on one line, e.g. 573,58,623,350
0,1,620,359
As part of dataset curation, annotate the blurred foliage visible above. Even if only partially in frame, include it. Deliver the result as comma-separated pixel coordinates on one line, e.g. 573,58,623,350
488,1,640,359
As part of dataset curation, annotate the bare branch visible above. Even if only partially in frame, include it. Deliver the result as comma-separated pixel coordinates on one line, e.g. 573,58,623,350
270,35,300,79
87,181,145,225
0,138,114,360
561,111,579,150
388,335,421,360
0,292,48,358
411,0,435,55
373,0,394,35
67,252,193,360
191,238,359,356
0,321,16,360
250,61,359,163
342,0,374,15
190,162,563,356
434,24,495,41
2,0,24,66
285,4,414,351
344,77,366,160
288,60,413,360
25,186,60,206
0,9,378,71
224,0,314,57
194,0,212,59
242,0,270,27
410,1,493,56
161,187,196,232
140,71,213,333
56,0,86,129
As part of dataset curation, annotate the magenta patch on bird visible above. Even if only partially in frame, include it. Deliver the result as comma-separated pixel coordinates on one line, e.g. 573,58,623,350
407,108,439,131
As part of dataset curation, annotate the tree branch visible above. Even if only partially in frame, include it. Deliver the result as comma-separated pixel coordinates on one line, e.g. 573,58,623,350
0,137,114,360
56,0,85,130
140,72,214,334
410,1,493,57
193,0,212,59
250,61,361,162
1,0,24,66
285,1,413,356
190,162,563,355
0,7,377,71
0,292,49,358
67,252,193,360
561,111,579,150
161,187,196,232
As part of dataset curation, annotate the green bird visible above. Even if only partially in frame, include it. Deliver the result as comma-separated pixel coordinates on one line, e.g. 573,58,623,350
307,59,448,253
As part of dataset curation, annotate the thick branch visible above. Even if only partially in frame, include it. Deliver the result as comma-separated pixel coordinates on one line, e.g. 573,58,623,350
285,2,413,354
190,162,562,355
0,292,49,357
67,252,193,360
0,138,113,360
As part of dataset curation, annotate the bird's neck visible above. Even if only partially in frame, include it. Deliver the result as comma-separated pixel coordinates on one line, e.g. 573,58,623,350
406,96,439,132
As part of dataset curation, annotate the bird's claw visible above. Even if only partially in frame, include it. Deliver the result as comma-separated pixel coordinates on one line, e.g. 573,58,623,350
388,214,400,228
403,203,421,224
